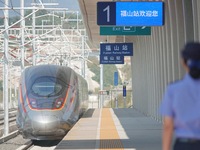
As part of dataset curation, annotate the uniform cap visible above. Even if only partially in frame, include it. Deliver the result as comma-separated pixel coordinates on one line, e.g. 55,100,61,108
187,59,200,69
181,42,200,60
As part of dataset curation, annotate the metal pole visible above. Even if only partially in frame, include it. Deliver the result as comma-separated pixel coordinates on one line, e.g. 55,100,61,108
115,98,118,109
21,0,25,71
83,34,86,78
115,87,118,109
15,84,17,107
42,20,44,35
124,97,126,108
110,90,113,108
3,0,9,136
9,73,11,108
32,1,36,65
81,32,85,78
100,64,104,108
53,11,54,27
77,11,79,30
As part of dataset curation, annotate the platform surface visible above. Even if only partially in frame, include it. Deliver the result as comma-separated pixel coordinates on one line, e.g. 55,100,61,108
55,108,162,150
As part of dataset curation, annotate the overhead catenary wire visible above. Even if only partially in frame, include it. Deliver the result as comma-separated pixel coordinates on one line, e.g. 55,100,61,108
0,0,21,16
0,8,40,34
0,1,89,68
0,1,89,103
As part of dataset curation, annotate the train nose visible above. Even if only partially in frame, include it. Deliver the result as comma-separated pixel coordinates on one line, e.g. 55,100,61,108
33,115,58,130
30,114,65,136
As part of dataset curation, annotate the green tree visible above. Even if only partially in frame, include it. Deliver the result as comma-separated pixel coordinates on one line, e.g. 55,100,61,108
120,63,132,81
0,80,3,91
87,56,122,89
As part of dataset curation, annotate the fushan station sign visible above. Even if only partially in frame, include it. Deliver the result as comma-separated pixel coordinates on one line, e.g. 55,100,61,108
97,1,164,26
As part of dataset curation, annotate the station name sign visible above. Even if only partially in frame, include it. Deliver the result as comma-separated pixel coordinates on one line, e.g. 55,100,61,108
99,43,133,64
100,43,133,56
100,55,124,64
97,1,164,26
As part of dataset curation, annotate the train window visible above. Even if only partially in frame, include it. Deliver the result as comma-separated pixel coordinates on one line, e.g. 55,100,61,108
31,77,63,97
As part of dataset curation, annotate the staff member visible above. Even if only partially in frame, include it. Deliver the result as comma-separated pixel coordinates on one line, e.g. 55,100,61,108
160,42,200,150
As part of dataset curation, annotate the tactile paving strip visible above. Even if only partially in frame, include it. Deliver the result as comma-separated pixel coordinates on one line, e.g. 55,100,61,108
99,108,124,150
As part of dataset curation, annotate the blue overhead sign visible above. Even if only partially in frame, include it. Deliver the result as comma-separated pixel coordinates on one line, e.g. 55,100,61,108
100,43,133,56
100,55,124,64
114,72,118,86
97,1,164,26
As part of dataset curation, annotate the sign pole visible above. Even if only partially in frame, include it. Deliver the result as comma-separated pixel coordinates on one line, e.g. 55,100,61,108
123,85,126,108
115,96,118,109
115,86,118,109
100,64,104,108
114,71,118,109
124,97,126,108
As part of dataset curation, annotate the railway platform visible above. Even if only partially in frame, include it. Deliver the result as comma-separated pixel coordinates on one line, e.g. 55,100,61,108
55,108,162,150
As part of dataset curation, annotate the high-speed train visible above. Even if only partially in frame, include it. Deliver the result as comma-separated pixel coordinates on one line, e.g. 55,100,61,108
16,64,88,140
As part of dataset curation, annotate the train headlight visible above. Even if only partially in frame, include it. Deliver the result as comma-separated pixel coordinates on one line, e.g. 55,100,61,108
29,98,37,108
54,98,64,108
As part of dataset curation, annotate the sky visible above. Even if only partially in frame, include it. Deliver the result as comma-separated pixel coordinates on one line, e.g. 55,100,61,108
0,0,80,17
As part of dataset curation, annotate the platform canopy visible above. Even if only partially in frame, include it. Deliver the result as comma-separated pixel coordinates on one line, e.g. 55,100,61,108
78,0,117,50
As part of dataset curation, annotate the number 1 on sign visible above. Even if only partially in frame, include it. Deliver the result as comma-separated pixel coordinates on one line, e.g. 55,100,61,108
103,5,110,22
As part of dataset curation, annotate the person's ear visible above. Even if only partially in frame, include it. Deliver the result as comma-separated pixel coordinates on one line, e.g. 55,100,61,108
181,58,189,72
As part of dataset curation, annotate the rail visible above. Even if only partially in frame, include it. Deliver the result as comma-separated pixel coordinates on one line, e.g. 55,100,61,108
0,108,18,138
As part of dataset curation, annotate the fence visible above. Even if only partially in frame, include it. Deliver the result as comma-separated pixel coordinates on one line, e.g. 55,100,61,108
90,89,132,109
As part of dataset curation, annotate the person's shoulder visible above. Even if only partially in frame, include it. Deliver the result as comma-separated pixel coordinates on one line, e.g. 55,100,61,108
169,79,183,85
167,78,184,89
169,79,182,85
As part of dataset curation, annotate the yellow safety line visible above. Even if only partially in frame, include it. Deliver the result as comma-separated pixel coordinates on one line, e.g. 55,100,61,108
99,108,124,150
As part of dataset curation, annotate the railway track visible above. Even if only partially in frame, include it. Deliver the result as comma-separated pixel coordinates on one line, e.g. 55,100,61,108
16,140,33,150
0,109,60,150
0,109,17,124
16,140,61,150
0,108,18,137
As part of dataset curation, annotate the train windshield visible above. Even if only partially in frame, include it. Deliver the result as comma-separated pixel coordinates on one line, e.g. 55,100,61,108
31,77,64,97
